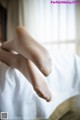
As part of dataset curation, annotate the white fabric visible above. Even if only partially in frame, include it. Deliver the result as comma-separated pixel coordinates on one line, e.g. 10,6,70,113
0,50,80,119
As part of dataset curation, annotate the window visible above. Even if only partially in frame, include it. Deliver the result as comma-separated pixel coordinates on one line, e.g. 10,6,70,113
23,0,76,53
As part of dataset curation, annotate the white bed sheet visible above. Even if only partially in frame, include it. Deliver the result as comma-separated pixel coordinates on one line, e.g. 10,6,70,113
0,50,80,119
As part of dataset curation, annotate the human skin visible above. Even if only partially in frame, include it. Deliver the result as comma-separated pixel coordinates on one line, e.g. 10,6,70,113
0,26,52,102
2,26,52,76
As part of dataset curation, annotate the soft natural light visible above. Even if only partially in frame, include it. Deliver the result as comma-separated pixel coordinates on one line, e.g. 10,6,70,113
23,0,76,53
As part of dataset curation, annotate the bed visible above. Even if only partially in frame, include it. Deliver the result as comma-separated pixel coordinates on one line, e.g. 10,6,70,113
0,49,80,119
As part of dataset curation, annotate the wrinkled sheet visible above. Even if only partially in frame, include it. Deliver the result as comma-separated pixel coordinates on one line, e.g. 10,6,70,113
0,50,80,119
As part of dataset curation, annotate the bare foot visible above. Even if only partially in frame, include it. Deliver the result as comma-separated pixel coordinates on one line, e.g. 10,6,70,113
0,48,52,102
2,26,52,76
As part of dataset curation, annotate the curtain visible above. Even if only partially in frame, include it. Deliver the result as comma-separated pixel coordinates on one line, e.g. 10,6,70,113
22,0,76,53
6,0,24,41
1,0,80,55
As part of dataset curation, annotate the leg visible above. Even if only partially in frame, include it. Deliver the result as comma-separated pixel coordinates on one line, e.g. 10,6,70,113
0,48,52,102
2,26,52,76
